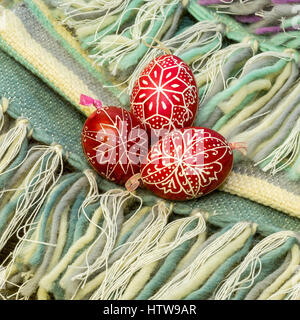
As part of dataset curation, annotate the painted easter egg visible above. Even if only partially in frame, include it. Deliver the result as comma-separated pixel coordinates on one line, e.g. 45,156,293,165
139,127,234,201
130,55,198,139
82,106,148,185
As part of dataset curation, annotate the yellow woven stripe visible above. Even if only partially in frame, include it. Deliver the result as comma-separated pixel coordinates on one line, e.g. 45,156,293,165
0,8,96,117
32,0,127,98
33,0,91,62
220,172,300,218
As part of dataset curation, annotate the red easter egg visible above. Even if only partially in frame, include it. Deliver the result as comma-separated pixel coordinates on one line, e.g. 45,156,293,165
131,55,198,139
82,106,148,185
140,127,233,201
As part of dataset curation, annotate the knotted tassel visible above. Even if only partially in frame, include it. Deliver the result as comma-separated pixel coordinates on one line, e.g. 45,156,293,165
0,97,9,133
151,222,254,300
214,230,296,300
0,144,64,253
59,189,133,299
18,172,95,299
127,20,224,95
0,118,29,174
89,202,174,300
255,117,300,174
92,213,205,301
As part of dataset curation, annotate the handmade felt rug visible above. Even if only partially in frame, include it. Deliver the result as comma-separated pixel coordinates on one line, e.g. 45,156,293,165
0,0,299,300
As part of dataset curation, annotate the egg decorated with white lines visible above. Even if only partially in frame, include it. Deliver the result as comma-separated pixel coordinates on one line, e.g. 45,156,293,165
140,127,234,201
82,106,148,185
130,55,198,139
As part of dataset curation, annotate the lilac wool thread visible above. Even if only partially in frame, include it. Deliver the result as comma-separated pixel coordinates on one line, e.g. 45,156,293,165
235,15,262,23
255,25,300,34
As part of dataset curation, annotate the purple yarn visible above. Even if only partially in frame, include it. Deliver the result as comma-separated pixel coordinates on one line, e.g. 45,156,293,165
255,26,282,35
255,26,300,34
235,15,262,24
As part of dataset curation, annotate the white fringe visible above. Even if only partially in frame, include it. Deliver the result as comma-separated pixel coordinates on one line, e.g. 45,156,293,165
79,169,100,225
255,117,300,175
285,282,300,300
0,144,64,252
126,20,224,96
0,266,6,290
70,189,133,291
214,231,295,300
240,51,293,79
0,118,28,174
61,0,128,18
60,0,131,34
91,0,180,71
268,282,300,300
151,221,251,299
0,168,100,299
0,97,9,132
89,202,206,300
195,42,253,105
89,202,169,299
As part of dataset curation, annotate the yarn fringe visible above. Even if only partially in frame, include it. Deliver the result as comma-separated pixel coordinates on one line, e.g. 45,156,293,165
268,280,300,300
127,20,224,95
195,42,255,105
0,118,29,175
0,144,64,253
0,97,9,133
256,117,300,175
61,0,131,28
0,169,99,299
70,189,133,292
214,230,296,300
90,0,180,70
90,205,206,300
151,221,253,299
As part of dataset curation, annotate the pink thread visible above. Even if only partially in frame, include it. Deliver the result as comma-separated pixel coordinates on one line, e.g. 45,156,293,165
125,174,142,193
229,142,247,156
80,94,103,109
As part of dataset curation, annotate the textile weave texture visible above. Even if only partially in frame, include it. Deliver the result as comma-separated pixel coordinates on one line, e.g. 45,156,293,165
0,0,299,300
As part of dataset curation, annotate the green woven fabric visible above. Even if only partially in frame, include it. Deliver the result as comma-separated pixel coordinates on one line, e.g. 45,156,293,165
0,49,87,171
3,38,298,237
0,1,299,301
175,191,300,234
0,1,299,233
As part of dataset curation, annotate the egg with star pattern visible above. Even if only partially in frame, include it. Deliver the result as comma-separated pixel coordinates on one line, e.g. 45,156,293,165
130,55,198,139
82,106,148,185
139,127,234,201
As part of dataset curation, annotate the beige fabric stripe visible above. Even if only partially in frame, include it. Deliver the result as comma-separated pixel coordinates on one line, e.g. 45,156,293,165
0,8,96,116
221,172,300,218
